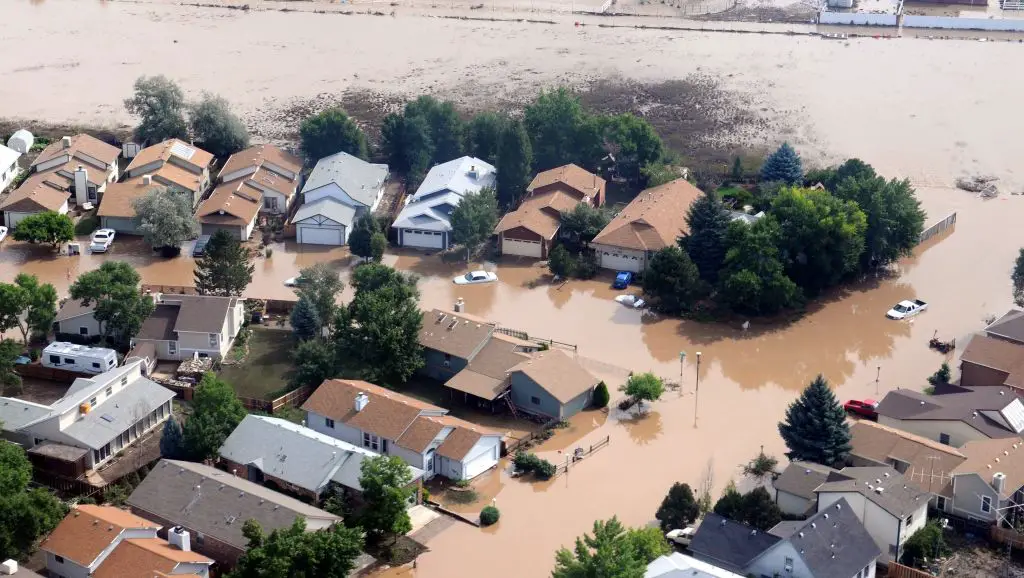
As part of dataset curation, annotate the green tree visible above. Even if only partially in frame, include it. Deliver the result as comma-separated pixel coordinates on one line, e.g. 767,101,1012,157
334,264,423,385
449,187,498,263
552,517,652,578
124,75,189,143
14,273,57,344
465,112,507,163
359,455,413,546
480,505,500,526
381,112,433,184
290,298,321,341
760,142,803,185
189,93,250,158
900,521,949,569
132,186,200,250
0,487,67,561
495,119,533,209
713,486,781,531
547,244,574,278
927,362,952,386
159,418,185,460
680,191,732,284
1014,248,1024,308
370,233,387,263
182,373,247,461
718,217,802,315
0,442,32,496
805,157,876,191
778,374,852,468
655,482,700,532
741,447,778,485
599,113,663,184
290,338,338,389
623,372,664,411
0,340,24,395
625,527,672,563
771,187,867,294
641,162,679,188
730,156,743,181
299,107,368,161
294,263,344,335
642,246,705,316
592,381,610,408
406,96,464,165
195,230,254,296
12,211,74,249
0,284,28,339
229,518,364,578
69,261,154,344
348,213,379,262
524,88,590,171
559,203,610,247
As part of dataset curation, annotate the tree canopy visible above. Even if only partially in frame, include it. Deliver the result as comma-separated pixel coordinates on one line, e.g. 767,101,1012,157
559,203,610,248
0,442,32,496
229,518,364,578
299,108,368,161
760,142,803,185
548,244,574,278
552,517,670,578
1015,248,1024,308
190,93,250,158
642,246,705,316
717,217,802,315
449,187,499,261
0,340,24,395
778,374,851,468
195,230,254,296
713,486,782,531
358,455,414,546
348,213,380,262
0,274,57,344
124,75,189,143
524,88,593,172
495,119,533,209
69,261,154,344
12,211,74,249
290,298,321,342
290,338,338,389
132,187,200,250
465,112,506,164
381,96,463,184
680,192,732,284
598,113,663,184
182,373,247,461
624,373,664,411
655,482,700,532
160,417,185,460
900,522,949,569
293,263,344,336
0,443,66,561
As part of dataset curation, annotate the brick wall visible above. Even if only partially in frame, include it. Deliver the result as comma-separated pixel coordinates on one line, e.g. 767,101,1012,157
128,505,244,570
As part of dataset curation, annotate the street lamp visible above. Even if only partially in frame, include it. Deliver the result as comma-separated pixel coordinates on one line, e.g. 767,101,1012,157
679,351,686,395
694,352,702,427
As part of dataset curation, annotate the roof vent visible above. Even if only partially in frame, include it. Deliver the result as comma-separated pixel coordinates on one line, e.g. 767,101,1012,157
750,530,757,536
1005,451,1010,456
810,523,816,529
1001,391,1006,395
798,532,804,538
835,503,842,510
875,487,884,494
720,520,727,526
823,513,829,519
883,472,890,478
920,401,925,405
831,553,836,559
875,479,882,484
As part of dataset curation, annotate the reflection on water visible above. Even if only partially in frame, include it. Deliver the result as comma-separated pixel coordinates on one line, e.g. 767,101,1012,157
617,410,663,445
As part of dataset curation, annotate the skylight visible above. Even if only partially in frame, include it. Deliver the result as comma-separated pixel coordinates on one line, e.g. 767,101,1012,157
1001,399,1024,433
170,141,196,160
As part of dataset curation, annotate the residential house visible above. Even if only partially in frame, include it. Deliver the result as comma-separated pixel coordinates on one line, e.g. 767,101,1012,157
130,293,246,361
944,436,1024,525
291,198,355,246
0,143,20,192
126,460,343,569
508,350,601,420
773,461,839,517
302,379,503,481
27,134,120,205
218,144,303,215
195,179,263,240
690,498,880,578
590,178,703,272
40,504,212,578
96,175,162,235
392,156,496,250
53,299,102,339
959,333,1024,391
0,361,174,477
875,383,1024,447
494,164,606,259
301,151,388,214
123,139,213,207
218,415,424,503
984,309,1024,345
0,176,70,229
645,552,745,578
848,420,967,513
813,466,929,564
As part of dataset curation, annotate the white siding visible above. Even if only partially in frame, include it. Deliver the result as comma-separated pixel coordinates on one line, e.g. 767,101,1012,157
776,489,814,517
817,491,922,563
876,415,989,448
747,541,814,578
461,436,501,479
0,162,18,191
304,184,365,210
57,313,102,338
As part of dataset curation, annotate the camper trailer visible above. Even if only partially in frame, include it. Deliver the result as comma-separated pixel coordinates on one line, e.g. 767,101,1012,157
41,342,117,374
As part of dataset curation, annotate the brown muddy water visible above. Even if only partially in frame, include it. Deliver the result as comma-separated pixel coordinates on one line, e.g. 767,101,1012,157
2,187,1021,576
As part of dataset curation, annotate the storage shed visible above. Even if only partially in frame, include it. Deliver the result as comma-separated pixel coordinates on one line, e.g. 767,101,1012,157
6,129,33,154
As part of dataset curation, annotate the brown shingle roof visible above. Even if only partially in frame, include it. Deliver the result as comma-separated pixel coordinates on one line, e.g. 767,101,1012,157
1,172,69,212
494,189,581,238
55,298,96,322
418,309,495,360
246,166,298,197
302,379,441,442
962,334,1024,387
51,159,111,186
591,178,702,252
126,139,213,175
527,164,605,203
161,294,235,334
33,134,119,168
511,350,599,404
986,309,1024,345
93,539,212,578
436,426,483,461
444,370,506,401
97,178,160,219
396,416,446,453
197,180,262,226
153,162,204,192
42,505,160,566
849,420,965,497
220,144,302,180
953,436,1024,499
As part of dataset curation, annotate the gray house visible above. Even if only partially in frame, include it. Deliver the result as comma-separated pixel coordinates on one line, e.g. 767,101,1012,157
773,461,838,517
508,350,600,420
53,299,101,339
943,436,1024,525
876,383,1024,447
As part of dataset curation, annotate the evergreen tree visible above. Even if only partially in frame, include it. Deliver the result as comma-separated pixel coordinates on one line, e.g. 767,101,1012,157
1012,248,1024,308
290,298,321,341
547,244,574,278
299,107,367,161
348,213,378,262
182,373,247,461
655,482,700,532
194,230,254,297
159,418,185,460
370,233,387,263
760,142,803,185
642,246,705,316
680,192,732,284
592,382,610,408
778,374,852,468
293,263,343,335
465,112,507,163
495,119,533,209
927,362,952,386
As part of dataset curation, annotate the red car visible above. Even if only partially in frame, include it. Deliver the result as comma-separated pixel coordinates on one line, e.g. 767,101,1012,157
844,399,879,420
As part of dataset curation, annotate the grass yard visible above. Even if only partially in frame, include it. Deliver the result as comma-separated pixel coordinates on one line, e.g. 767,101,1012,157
217,327,295,401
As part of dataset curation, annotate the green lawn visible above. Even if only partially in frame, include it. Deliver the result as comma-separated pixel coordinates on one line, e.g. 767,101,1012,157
217,327,295,400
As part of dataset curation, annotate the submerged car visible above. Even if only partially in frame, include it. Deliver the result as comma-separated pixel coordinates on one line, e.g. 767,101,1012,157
454,270,498,285
613,271,633,289
886,299,927,320
89,229,116,253
844,399,879,420
284,275,309,288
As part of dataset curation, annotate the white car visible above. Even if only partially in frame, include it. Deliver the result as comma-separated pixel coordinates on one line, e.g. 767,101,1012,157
665,527,696,547
0,226,7,243
89,229,116,253
453,270,497,285
886,299,928,320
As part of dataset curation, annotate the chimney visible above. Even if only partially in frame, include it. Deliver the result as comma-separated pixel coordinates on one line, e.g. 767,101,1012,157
62,136,72,149
142,174,153,185
168,526,191,552
994,472,1007,494
74,165,90,205
454,298,465,313
468,165,478,179
0,560,18,575
355,393,369,412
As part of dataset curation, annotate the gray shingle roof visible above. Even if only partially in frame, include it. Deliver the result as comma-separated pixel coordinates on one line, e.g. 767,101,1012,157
301,152,388,208
774,461,838,501
55,299,96,322
689,514,780,572
62,377,175,449
779,498,881,578
986,309,1024,344
292,197,356,228
814,466,929,519
163,295,236,334
877,384,1024,439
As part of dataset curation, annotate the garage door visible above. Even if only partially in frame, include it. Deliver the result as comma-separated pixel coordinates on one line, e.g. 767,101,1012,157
502,237,542,258
402,229,444,249
298,225,343,246
202,224,242,240
463,445,498,480
600,250,642,272
101,217,139,235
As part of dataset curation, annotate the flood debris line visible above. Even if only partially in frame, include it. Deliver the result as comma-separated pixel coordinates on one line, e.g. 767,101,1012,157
956,175,999,197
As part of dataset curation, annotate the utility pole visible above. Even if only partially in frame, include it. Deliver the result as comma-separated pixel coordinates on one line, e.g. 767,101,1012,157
693,352,702,428
679,351,686,397
875,365,881,396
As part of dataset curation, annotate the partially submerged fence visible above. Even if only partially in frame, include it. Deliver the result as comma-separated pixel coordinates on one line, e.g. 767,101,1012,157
238,385,314,415
553,435,611,476
918,212,957,245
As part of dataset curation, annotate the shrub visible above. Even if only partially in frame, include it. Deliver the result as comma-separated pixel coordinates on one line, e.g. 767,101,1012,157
29,349,40,362
534,459,557,480
265,247,273,258
592,382,610,408
454,479,471,489
421,487,431,502
514,452,540,472
480,505,500,526
55,332,103,346
75,215,99,236
574,251,599,280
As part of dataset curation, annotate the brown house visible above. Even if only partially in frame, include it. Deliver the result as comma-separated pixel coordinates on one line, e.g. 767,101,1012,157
494,164,606,259
959,310,1024,391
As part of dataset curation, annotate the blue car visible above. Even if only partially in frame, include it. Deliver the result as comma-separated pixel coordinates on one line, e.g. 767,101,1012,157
613,271,633,289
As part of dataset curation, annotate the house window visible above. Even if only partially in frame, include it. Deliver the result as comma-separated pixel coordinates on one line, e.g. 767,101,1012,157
93,442,111,463
195,533,205,545
169,342,177,355
121,376,128,386
49,355,60,364
982,496,993,513
936,496,947,511
265,197,278,210
92,362,100,369
209,333,218,347
326,418,335,429
783,556,793,571
90,397,97,406
79,326,89,335
363,432,380,451
443,353,451,367
906,513,913,525
55,555,64,564
939,433,951,445
105,386,113,396
530,396,541,405
64,357,75,364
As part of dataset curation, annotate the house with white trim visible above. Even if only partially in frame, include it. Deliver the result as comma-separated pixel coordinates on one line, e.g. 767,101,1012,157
218,144,303,216
130,293,245,361
0,144,21,192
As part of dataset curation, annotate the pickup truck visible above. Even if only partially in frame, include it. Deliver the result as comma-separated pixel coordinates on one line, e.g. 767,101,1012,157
886,299,928,320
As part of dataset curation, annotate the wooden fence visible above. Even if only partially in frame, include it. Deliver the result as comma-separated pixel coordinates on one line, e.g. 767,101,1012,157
238,385,314,415
918,212,957,244
15,363,88,383
554,435,611,476
990,524,1024,549
494,326,578,352
886,562,934,578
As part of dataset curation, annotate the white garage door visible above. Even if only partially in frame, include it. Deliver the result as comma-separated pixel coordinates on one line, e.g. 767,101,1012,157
502,237,542,258
298,225,343,246
600,250,642,273
402,229,444,249
463,445,498,480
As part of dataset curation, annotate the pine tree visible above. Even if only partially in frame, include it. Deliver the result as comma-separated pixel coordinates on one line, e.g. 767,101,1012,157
159,418,184,459
290,297,321,341
760,142,803,185
495,119,533,209
778,374,851,467
348,213,378,262
592,382,610,408
369,233,387,263
680,192,732,284
642,246,705,316
194,230,254,297
655,482,700,532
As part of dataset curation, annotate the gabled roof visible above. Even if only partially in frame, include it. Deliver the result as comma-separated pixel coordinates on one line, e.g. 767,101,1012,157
961,333,1024,388
392,157,495,231
33,134,119,168
135,304,179,341
527,164,605,200
221,144,302,181
814,466,930,519
126,460,340,551
952,436,1024,499
196,180,262,226
41,505,160,566
96,178,161,219
774,461,838,501
418,309,496,360
645,553,745,578
849,420,965,497
135,295,237,339
302,379,441,442
126,139,213,174
302,151,388,208
55,299,97,323
0,143,21,169
591,178,703,252
689,513,780,572
443,334,533,401
764,498,881,578
986,309,1024,344
93,539,212,578
150,162,204,193
292,197,356,227
493,189,582,239
62,377,176,449
876,384,1024,440
1,172,69,212
510,349,599,404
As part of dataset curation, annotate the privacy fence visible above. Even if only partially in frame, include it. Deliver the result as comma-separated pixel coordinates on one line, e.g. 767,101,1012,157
918,212,957,244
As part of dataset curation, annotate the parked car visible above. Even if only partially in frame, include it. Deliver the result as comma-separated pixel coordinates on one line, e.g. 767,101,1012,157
89,229,116,253
886,299,927,320
284,275,309,288
844,399,879,420
454,270,498,285
0,226,7,243
665,527,696,547
614,294,646,309
192,234,211,257
613,271,632,289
